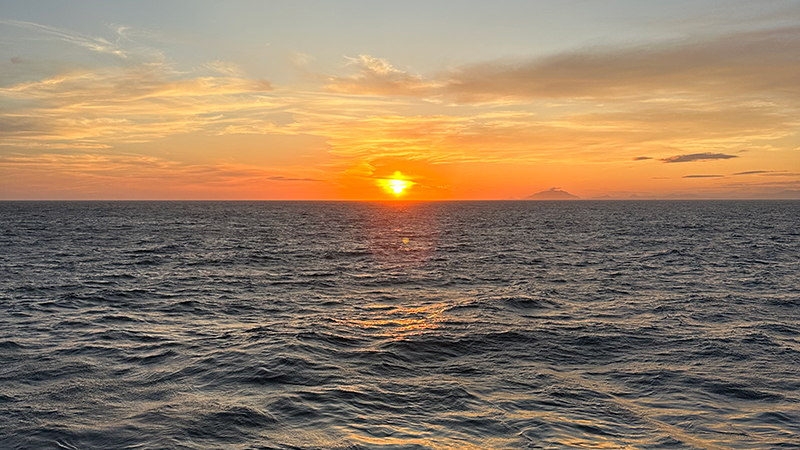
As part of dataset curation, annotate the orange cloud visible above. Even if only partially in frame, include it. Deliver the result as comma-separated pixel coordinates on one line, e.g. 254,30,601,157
0,65,275,145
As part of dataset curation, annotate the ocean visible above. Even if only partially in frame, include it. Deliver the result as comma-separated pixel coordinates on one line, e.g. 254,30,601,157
1,200,798,449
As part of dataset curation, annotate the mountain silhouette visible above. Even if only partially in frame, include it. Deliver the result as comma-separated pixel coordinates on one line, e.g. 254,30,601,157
525,188,580,200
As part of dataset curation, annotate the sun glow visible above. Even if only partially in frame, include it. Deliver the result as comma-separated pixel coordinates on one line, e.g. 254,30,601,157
379,172,414,196
388,179,409,194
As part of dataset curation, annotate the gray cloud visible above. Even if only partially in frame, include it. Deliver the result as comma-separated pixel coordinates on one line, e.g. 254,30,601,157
326,26,800,103
734,170,774,175
683,174,724,178
633,156,653,160
661,153,738,163
441,27,800,101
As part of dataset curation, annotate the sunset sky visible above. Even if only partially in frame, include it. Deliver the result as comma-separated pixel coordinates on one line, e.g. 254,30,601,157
1,0,798,200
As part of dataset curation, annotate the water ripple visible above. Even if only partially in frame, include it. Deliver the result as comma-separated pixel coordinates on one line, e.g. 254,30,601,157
1,200,798,449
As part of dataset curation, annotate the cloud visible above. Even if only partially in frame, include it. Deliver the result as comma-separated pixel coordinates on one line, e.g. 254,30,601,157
2,19,135,59
306,113,591,165
0,65,276,147
733,170,774,175
0,152,329,198
730,170,800,177
760,172,800,177
683,174,724,178
204,61,246,77
0,22,276,148
0,152,259,179
723,179,800,189
2,21,797,199
324,55,434,96
316,34,799,166
267,176,321,182
661,153,738,163
441,27,800,102
324,26,800,104
288,99,796,168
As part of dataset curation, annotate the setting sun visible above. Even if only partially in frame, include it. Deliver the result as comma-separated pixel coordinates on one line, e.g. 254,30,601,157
378,171,414,196
388,179,409,194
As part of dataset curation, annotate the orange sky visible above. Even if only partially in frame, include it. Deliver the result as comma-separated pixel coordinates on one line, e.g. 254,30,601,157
1,2,798,200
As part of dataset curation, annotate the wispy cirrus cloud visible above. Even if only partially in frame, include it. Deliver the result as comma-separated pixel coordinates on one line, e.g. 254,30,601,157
0,152,269,181
205,60,246,77
291,100,793,169
683,174,724,178
0,47,276,148
267,176,322,182
0,19,285,150
0,19,132,58
324,55,434,96
0,152,329,198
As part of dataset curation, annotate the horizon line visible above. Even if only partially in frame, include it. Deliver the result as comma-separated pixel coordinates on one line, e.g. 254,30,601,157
2,198,799,202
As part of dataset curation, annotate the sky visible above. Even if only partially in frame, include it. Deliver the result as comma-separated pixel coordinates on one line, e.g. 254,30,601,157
1,0,799,200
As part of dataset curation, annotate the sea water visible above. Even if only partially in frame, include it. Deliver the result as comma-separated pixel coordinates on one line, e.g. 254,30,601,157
1,201,798,449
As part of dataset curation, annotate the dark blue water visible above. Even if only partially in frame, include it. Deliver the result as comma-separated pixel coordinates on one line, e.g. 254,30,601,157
1,201,798,449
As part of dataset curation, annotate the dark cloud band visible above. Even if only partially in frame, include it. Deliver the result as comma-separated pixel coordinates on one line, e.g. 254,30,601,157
662,153,737,163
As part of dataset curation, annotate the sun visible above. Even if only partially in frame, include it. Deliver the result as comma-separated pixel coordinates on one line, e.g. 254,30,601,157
379,171,414,196
388,179,410,194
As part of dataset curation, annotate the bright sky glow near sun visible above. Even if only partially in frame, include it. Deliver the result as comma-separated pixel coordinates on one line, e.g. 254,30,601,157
1,0,799,200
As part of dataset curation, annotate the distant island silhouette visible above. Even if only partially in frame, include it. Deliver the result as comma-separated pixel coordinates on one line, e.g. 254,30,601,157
525,188,580,200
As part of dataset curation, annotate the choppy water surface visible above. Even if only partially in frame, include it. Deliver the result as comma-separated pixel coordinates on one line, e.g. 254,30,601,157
1,201,798,449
